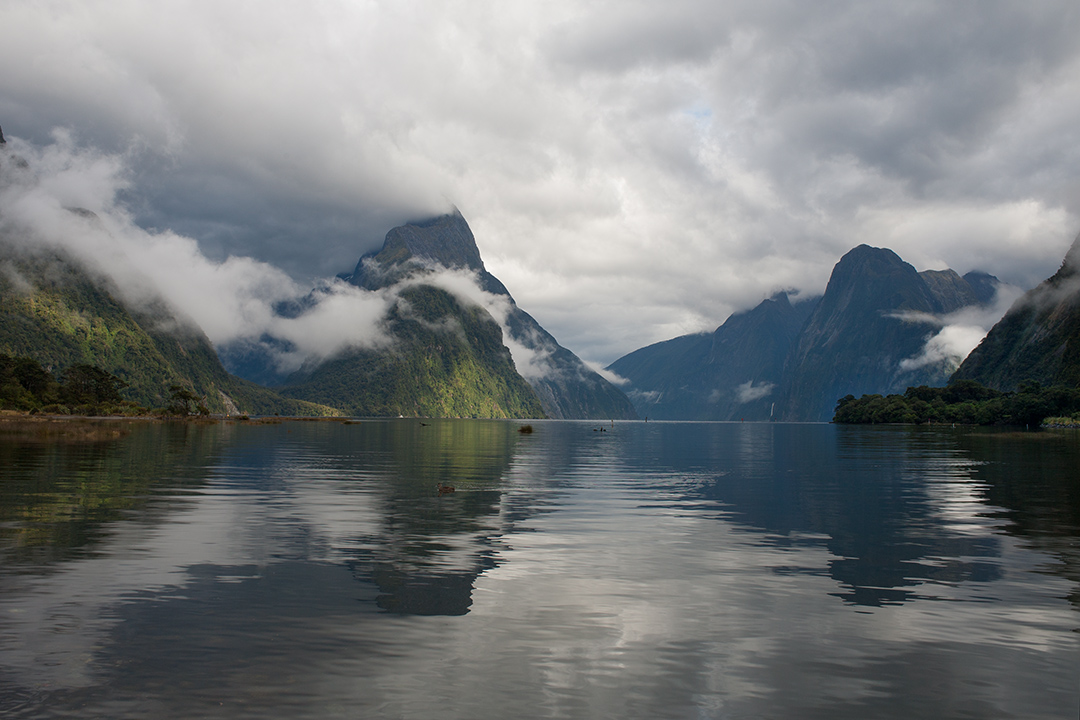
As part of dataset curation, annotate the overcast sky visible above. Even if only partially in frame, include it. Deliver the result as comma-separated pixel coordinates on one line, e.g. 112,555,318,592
3,0,1080,365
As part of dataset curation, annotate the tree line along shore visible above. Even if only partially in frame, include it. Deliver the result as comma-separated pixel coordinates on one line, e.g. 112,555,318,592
832,380,1080,427
1,353,221,418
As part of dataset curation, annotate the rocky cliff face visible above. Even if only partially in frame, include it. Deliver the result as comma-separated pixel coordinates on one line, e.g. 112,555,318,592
952,232,1080,390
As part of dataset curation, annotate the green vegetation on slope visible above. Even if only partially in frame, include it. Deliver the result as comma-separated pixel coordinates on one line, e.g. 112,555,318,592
282,285,546,418
346,211,637,420
0,251,184,405
0,248,338,417
833,380,1080,426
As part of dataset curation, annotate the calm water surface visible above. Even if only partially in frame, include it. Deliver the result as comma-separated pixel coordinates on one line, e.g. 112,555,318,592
0,419,1077,718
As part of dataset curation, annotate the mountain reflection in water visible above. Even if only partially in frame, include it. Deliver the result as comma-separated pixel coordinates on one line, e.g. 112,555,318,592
0,419,1076,719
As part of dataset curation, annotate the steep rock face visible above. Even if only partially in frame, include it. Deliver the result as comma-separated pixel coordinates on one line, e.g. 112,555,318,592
608,293,817,420
777,245,987,421
0,245,334,415
329,211,636,420
501,304,637,420
952,233,1080,390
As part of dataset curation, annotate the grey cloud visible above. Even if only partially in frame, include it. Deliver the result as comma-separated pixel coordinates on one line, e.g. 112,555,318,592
545,1,737,72
678,2,1080,204
2,0,1079,365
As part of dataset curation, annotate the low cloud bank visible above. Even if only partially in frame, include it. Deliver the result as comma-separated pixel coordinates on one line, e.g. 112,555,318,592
0,133,393,373
585,362,630,387
896,284,1024,373
0,132,1052,387
735,380,775,404
5,1,1078,364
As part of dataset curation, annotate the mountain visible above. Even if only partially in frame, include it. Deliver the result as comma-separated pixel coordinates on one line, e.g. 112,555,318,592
776,245,989,421
278,282,546,418
952,232,1080,390
610,244,998,422
0,243,337,416
608,292,818,420
281,211,637,419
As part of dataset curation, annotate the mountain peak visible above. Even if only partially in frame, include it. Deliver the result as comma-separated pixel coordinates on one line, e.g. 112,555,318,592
348,209,511,296
961,271,1000,305
348,210,483,290
835,244,907,273
385,209,484,269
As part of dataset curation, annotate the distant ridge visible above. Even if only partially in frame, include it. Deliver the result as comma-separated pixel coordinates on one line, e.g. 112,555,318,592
608,292,817,421
610,244,999,422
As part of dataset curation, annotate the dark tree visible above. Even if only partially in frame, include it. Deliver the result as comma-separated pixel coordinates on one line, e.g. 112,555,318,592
167,384,209,415
60,364,127,407
12,357,57,401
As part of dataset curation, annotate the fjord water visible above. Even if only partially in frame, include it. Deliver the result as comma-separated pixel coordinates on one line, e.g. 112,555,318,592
0,420,1077,719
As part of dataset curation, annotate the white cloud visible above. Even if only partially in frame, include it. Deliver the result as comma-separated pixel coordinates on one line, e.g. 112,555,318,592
734,380,775,404
897,283,1025,373
585,361,630,386
266,281,393,372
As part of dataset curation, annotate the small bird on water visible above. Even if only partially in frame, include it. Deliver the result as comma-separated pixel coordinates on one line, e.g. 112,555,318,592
437,482,455,495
